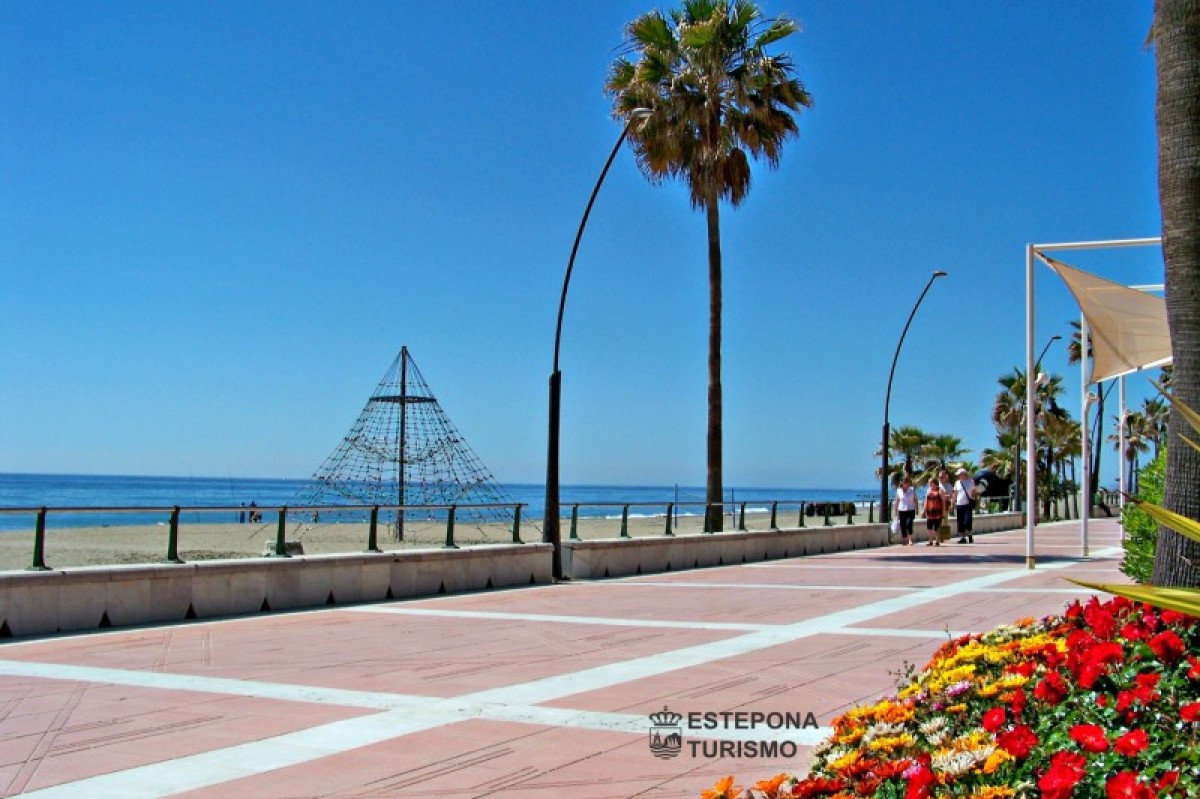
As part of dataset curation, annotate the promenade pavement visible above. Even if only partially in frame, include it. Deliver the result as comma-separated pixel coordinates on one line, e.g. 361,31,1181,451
0,518,1126,798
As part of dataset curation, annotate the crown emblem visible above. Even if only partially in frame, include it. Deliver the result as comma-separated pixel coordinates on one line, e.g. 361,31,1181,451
649,706,682,727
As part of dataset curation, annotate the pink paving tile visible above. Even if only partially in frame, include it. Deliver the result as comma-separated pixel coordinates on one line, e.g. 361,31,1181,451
170,718,810,799
2,610,740,698
0,677,366,796
408,581,903,626
542,632,941,724
852,588,1092,635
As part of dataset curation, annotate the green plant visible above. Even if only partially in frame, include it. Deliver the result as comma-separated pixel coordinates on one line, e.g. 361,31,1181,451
1120,448,1167,584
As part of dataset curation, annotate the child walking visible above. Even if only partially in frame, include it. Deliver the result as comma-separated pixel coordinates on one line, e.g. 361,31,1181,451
923,478,944,547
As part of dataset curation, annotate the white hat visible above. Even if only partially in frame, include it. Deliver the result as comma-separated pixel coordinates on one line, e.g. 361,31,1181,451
955,467,968,476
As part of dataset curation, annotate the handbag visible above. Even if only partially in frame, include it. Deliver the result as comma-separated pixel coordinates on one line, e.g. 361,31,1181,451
890,518,900,535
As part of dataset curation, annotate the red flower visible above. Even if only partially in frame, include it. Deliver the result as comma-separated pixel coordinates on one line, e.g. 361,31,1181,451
997,725,1038,759
904,766,935,799
982,706,1006,732
1133,672,1160,689
1035,671,1070,705
1069,724,1109,753
1106,771,1155,799
1008,660,1036,677
1114,729,1149,756
1180,702,1200,722
1009,686,1027,716
1085,598,1118,639
1147,630,1185,663
792,777,846,798
1119,622,1145,641
1187,655,1200,679
1160,609,1193,625
1157,771,1181,792
1076,642,1124,689
1039,751,1087,799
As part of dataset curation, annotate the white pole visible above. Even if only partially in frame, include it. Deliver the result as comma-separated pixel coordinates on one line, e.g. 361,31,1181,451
1025,244,1037,569
1080,314,1090,558
1119,375,1128,513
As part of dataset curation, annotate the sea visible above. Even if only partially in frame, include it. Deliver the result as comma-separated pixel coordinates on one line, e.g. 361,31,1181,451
0,473,875,531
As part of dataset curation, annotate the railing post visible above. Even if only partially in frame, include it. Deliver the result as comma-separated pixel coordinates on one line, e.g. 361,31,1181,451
664,503,674,536
28,507,49,571
569,505,580,540
620,505,630,538
846,503,854,525
798,502,806,528
512,505,523,543
824,504,833,526
366,505,382,553
271,506,290,557
770,501,778,530
704,503,716,533
165,505,184,563
444,505,458,549
868,501,875,523
738,502,747,531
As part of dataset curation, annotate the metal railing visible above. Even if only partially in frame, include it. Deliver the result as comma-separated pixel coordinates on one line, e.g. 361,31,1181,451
0,503,526,571
0,497,880,572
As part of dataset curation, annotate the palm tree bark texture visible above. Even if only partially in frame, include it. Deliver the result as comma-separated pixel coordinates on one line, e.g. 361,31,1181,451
1152,0,1200,586
606,0,812,533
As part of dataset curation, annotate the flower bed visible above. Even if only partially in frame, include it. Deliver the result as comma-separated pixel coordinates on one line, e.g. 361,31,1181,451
702,596,1199,798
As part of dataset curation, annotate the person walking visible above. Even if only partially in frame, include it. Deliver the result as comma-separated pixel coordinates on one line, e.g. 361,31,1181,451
894,476,917,546
922,478,945,546
953,467,976,543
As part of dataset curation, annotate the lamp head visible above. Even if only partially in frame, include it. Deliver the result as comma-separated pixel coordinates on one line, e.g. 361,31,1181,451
933,270,948,278
1085,392,1099,407
1035,372,1048,386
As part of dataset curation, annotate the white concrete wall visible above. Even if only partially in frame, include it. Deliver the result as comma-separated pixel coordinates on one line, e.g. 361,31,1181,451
0,544,553,638
562,513,1023,580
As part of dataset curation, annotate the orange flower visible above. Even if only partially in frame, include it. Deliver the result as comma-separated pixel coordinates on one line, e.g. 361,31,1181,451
752,773,790,798
701,775,743,799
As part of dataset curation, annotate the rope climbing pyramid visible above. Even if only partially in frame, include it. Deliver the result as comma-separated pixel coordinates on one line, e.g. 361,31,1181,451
293,346,518,539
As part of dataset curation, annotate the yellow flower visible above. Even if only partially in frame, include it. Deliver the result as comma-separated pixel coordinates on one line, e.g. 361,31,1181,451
830,749,861,772
983,748,1013,774
867,733,915,753
945,703,968,714
970,786,1015,798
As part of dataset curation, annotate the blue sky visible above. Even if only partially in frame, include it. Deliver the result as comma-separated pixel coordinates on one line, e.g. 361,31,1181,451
0,2,1164,491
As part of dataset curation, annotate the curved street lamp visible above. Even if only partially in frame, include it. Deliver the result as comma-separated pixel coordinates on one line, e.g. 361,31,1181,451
880,270,947,528
544,109,651,580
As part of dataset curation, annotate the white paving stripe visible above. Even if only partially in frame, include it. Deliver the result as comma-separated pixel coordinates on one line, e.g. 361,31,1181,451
348,605,770,631
8,546,1121,798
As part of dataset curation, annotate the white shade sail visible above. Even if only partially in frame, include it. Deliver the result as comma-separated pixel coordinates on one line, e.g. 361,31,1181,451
1038,252,1172,383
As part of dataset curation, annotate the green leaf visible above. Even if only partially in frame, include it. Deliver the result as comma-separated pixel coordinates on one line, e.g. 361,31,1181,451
1129,499,1200,544
1069,579,1200,617
1152,380,1200,434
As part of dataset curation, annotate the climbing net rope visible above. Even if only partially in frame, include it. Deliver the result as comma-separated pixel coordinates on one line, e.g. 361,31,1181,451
292,347,517,538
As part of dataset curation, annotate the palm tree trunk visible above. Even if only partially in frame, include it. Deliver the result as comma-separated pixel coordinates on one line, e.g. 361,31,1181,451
1151,0,1200,586
704,188,724,533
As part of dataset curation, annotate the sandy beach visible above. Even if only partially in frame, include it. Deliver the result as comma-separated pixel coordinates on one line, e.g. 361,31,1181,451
0,506,868,572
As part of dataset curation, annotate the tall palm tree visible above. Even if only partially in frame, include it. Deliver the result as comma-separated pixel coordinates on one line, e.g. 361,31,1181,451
606,0,812,531
1111,411,1153,495
1142,396,1170,459
922,434,969,478
1151,0,1200,587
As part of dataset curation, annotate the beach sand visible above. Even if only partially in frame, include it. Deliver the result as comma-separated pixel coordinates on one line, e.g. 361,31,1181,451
0,505,869,572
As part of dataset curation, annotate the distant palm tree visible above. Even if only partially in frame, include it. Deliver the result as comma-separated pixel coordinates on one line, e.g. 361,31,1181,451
606,0,812,531
1110,410,1153,495
921,434,969,479
884,425,930,482
1142,396,1169,459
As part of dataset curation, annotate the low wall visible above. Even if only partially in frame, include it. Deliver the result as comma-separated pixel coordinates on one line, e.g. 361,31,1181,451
0,513,1024,638
0,544,553,638
562,512,1023,579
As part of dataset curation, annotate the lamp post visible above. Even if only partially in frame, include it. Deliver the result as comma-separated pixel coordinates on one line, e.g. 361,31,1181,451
881,270,947,528
1012,335,1060,513
545,110,650,581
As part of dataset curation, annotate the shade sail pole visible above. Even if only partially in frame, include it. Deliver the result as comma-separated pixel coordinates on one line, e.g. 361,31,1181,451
1080,313,1091,557
1026,243,1037,569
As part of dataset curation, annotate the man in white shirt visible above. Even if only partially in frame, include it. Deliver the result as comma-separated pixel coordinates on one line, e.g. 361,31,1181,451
953,467,976,544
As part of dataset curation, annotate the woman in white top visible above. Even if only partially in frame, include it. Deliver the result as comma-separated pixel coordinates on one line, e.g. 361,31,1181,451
894,476,918,546
952,467,976,543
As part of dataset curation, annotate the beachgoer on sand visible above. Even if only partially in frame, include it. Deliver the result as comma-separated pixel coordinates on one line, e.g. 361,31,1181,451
894,476,917,546
922,478,944,547
953,467,976,543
